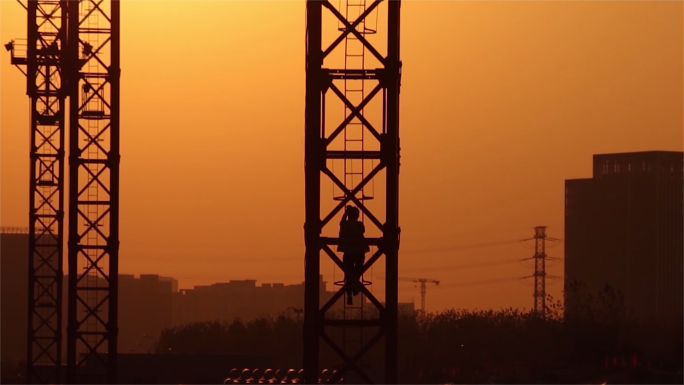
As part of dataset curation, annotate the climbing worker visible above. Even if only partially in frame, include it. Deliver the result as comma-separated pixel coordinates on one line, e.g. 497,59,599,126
338,205,369,305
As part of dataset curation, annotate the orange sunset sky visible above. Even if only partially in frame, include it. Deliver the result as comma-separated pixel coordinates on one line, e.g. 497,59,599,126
1,1,682,312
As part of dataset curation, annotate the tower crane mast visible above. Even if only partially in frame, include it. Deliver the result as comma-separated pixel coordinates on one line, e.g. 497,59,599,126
398,277,440,313
379,276,439,313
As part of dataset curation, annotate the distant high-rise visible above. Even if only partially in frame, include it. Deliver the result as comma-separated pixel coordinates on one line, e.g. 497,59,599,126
564,151,683,328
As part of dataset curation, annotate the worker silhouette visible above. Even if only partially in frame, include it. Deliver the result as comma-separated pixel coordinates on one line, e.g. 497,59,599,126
338,205,369,305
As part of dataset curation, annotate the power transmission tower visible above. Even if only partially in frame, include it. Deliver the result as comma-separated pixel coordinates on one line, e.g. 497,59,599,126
303,1,402,383
65,1,120,383
5,1,68,382
521,226,559,317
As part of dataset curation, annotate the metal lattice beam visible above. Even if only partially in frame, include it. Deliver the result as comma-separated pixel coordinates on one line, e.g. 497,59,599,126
533,226,547,316
303,1,401,383
24,1,68,383
66,1,120,383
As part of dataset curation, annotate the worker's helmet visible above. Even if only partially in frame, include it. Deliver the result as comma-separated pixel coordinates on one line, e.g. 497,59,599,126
346,205,360,219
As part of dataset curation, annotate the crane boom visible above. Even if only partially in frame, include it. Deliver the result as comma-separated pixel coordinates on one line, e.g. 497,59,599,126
398,276,440,284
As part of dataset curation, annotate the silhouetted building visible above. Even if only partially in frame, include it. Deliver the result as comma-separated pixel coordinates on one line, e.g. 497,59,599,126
1,228,29,364
564,151,683,328
0,232,385,367
174,275,335,325
119,274,178,353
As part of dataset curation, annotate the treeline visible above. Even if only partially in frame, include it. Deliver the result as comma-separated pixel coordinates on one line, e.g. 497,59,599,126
157,315,304,368
156,285,682,384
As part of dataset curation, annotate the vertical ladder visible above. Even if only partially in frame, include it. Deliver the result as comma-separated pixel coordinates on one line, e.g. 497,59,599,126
342,0,368,201
341,1,370,382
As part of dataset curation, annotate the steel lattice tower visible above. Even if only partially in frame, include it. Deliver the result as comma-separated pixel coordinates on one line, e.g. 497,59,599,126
303,0,401,383
12,1,69,383
65,1,120,383
532,226,548,316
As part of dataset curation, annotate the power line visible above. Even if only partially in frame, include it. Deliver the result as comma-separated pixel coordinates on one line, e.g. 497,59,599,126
435,277,522,289
123,238,522,262
401,239,520,254
400,257,522,274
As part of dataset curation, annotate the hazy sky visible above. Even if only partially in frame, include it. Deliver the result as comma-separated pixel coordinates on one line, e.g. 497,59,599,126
1,1,682,312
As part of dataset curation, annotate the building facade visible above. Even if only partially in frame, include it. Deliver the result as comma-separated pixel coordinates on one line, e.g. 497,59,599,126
564,151,683,328
119,274,178,353
1,229,29,364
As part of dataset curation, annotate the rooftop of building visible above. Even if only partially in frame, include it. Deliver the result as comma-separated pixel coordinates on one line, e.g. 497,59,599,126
593,150,683,157
180,275,327,293
565,150,683,182
593,151,682,177
0,226,29,234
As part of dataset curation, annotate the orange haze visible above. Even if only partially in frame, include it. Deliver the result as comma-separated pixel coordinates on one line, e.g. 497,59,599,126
1,1,682,312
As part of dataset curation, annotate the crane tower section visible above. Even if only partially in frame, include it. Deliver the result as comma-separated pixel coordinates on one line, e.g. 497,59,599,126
8,1,70,383
304,0,402,383
65,1,120,383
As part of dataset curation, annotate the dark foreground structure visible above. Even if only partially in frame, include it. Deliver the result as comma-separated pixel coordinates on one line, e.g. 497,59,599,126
0,230,29,365
6,1,121,383
565,151,683,329
303,1,402,384
89,354,272,384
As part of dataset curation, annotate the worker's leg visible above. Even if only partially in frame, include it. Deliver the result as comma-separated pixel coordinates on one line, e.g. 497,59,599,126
343,253,354,305
352,253,364,296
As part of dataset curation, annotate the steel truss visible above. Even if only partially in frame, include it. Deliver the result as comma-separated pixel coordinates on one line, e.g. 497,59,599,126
532,226,548,316
18,1,68,383
65,0,120,383
303,0,401,383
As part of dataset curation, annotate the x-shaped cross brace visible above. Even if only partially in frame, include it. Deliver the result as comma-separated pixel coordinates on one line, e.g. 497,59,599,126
321,0,386,65
320,163,385,230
